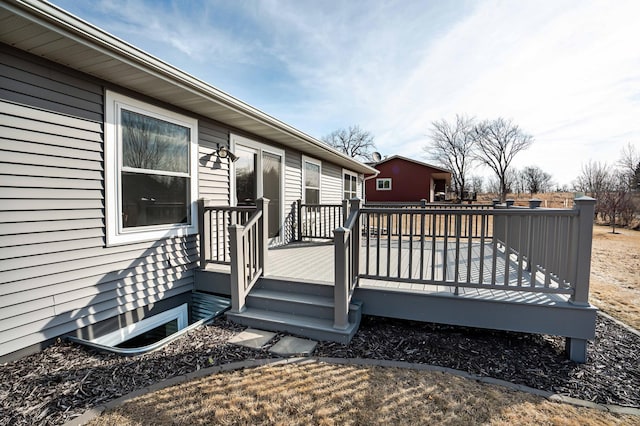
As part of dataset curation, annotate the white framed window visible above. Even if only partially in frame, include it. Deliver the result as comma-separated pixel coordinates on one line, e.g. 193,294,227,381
302,156,321,204
343,169,358,200
105,91,198,246
377,178,392,191
91,303,188,346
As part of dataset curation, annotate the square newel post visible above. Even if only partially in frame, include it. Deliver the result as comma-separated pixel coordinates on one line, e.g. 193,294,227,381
571,196,596,306
529,199,542,209
334,226,350,329
229,224,246,313
342,199,349,225
505,199,515,208
296,199,302,241
420,199,427,208
256,198,269,276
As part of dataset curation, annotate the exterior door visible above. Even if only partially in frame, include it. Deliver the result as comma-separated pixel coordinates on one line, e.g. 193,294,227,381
233,138,283,240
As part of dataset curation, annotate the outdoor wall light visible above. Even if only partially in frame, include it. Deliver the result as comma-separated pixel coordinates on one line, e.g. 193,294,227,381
217,145,239,162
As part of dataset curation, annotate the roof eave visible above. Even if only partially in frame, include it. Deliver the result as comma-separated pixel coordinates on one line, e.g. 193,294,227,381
1,0,376,175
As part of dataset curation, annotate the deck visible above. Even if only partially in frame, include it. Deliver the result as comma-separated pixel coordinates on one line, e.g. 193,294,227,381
198,198,598,362
265,241,571,305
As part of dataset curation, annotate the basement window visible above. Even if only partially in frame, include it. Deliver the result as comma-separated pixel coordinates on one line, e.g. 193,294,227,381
90,304,188,347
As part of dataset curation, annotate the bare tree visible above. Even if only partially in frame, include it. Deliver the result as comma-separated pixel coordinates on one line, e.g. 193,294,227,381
473,118,533,202
574,160,611,221
469,175,484,194
424,115,476,199
618,142,640,190
520,166,553,195
574,160,609,198
600,171,634,233
322,125,376,161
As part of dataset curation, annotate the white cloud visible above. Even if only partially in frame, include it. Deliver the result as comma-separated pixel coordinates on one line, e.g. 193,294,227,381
53,0,640,185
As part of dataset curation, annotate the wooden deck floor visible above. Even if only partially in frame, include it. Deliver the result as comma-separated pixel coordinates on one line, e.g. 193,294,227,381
264,241,571,305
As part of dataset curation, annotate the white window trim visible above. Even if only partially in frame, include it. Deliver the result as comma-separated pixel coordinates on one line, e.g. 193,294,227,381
377,178,392,191
342,169,359,200
230,134,285,242
302,155,322,204
105,91,199,246
91,303,188,346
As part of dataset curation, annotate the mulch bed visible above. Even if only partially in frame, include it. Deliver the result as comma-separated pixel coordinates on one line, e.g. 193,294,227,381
1,313,639,425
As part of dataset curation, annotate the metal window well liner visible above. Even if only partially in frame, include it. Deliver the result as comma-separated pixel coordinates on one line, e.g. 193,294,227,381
67,292,230,356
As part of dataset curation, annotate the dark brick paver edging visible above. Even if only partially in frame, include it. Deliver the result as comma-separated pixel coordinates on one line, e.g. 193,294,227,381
65,356,640,425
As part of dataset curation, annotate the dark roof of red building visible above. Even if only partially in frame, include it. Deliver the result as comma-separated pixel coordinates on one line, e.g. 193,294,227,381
368,155,451,174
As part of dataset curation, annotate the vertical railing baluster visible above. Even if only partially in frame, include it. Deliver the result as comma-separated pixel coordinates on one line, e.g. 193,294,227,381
376,212,381,276
386,213,392,278
503,216,510,287
430,213,437,281
419,210,425,281
466,212,472,284
479,214,486,284
442,213,449,282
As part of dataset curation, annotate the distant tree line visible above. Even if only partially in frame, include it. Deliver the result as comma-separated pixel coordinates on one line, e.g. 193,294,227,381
574,142,639,231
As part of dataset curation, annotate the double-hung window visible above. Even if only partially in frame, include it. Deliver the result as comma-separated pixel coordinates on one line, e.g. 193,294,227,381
302,156,321,205
343,170,358,200
105,91,198,245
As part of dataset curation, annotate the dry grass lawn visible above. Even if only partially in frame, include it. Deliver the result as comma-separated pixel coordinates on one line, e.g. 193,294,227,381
91,194,640,425
589,225,640,330
89,361,637,426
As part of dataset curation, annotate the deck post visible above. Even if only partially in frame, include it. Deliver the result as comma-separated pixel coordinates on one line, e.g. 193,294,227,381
257,198,269,276
529,199,542,209
566,338,588,363
334,226,350,329
342,199,349,224
571,197,596,306
350,198,362,282
198,199,208,269
229,224,246,313
420,199,427,208
296,199,302,241
505,199,515,208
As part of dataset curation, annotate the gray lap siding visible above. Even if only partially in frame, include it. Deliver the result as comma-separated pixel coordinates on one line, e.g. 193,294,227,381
0,44,200,361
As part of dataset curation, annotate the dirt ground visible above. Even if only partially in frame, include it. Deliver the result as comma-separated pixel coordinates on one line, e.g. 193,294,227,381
590,225,640,329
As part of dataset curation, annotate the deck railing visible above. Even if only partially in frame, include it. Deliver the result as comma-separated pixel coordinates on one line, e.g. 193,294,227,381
198,200,255,267
228,198,269,313
354,197,595,302
333,198,361,329
296,199,344,240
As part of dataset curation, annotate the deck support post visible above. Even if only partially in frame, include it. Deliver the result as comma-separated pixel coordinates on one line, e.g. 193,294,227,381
296,199,302,241
334,226,349,329
229,224,246,313
571,197,596,306
565,337,588,363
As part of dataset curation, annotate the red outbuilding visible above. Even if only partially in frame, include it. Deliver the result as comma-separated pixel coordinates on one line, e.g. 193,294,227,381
365,155,451,203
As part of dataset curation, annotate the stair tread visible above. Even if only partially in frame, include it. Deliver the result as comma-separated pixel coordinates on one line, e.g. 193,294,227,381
228,307,358,333
248,288,361,310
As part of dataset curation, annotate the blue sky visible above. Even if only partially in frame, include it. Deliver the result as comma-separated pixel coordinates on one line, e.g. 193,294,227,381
51,0,640,186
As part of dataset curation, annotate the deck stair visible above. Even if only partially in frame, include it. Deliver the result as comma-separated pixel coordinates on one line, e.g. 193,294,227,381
225,276,362,344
